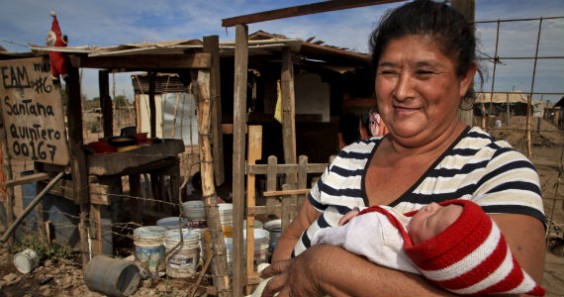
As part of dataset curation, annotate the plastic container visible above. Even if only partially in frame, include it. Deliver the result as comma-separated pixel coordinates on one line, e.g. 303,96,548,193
133,226,167,245
224,237,234,275
244,228,270,269
264,219,282,256
244,219,264,230
156,217,188,230
183,201,207,228
84,255,140,297
202,225,233,266
13,248,39,274
133,226,166,274
218,203,233,226
164,229,200,278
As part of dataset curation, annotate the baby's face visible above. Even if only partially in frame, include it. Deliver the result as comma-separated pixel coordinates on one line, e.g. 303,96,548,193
408,202,463,245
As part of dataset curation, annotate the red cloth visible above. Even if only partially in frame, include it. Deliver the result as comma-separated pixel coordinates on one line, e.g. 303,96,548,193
359,200,545,296
46,13,68,80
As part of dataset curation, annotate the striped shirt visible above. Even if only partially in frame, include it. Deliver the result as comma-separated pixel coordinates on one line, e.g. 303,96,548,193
292,126,545,257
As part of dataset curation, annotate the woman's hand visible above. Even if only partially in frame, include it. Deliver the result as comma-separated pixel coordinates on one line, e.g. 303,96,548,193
259,255,325,297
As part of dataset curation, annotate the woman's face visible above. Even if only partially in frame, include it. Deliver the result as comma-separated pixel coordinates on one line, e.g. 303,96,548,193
375,35,475,146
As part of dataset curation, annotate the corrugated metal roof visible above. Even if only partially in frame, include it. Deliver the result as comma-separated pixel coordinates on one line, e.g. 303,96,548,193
26,30,368,69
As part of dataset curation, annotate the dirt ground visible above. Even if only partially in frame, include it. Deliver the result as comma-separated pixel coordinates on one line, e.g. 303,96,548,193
1,116,563,297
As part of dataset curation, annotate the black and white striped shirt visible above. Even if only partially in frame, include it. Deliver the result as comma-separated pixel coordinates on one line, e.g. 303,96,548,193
292,126,545,257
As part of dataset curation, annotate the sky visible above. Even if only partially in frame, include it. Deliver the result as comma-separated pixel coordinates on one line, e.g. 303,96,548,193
1,0,563,103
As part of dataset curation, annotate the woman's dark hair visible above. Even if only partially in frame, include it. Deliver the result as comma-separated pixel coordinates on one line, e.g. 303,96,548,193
369,0,482,107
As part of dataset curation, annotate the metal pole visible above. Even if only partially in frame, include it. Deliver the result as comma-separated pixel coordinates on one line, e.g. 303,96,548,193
526,18,543,159
487,20,501,130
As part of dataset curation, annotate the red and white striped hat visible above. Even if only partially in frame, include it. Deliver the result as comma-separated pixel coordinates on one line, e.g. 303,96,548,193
360,200,545,295
401,200,545,296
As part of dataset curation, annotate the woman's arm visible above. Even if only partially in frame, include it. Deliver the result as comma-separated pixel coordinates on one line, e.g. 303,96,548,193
490,213,546,284
262,245,454,297
271,198,321,261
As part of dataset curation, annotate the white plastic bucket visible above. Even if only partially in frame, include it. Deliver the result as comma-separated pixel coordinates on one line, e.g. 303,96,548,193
218,203,233,226
183,201,208,228
157,217,188,230
244,219,264,230
202,225,232,265
164,229,200,278
224,237,234,275
264,219,282,256
13,248,39,274
133,226,166,274
244,228,270,269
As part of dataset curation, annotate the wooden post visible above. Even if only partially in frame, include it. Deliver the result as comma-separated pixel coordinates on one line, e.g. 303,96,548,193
66,65,91,266
200,35,231,297
246,125,262,291
149,72,157,138
280,48,298,229
266,156,279,217
452,0,475,127
232,24,249,297
280,48,297,165
98,70,113,138
0,120,15,249
297,156,308,209
206,35,225,187
128,174,142,224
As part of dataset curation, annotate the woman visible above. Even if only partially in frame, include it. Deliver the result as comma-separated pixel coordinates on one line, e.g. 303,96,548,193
260,1,546,296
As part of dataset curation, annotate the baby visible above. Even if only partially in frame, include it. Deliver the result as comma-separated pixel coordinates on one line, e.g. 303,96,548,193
250,200,544,296
312,199,545,296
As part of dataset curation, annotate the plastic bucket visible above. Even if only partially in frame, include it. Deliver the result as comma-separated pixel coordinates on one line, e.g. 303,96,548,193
218,203,233,226
190,228,207,261
244,219,264,229
264,219,282,256
183,201,206,218
13,248,39,274
157,217,188,230
84,255,140,297
244,228,270,269
201,225,233,266
133,226,167,245
164,229,200,278
133,226,166,274
224,237,234,275
183,201,208,228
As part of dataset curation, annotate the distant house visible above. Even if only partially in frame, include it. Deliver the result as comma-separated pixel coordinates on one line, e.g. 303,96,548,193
474,91,529,117
551,96,564,127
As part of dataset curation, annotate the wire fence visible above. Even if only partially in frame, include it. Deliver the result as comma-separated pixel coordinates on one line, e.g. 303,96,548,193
0,13,563,293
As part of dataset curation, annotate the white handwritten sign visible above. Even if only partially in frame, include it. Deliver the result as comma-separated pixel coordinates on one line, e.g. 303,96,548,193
0,57,69,165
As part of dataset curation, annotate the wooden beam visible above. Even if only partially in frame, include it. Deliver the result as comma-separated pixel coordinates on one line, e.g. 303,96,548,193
247,162,327,175
245,125,262,292
232,24,249,297
262,189,309,197
98,70,113,138
281,48,297,165
70,53,211,70
3,173,50,188
222,0,405,27
66,65,91,266
149,72,157,138
204,35,225,186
